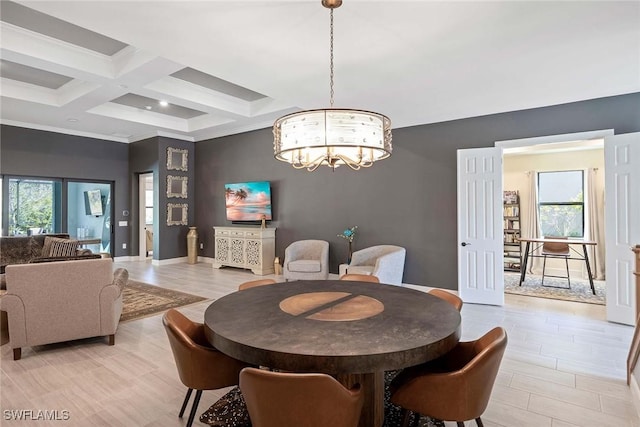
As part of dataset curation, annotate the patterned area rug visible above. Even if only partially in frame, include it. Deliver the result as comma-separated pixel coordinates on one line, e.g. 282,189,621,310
384,371,445,427
504,272,605,305
120,280,208,322
200,371,445,427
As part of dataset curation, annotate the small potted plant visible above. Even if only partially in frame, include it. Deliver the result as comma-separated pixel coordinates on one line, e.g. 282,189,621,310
338,225,358,264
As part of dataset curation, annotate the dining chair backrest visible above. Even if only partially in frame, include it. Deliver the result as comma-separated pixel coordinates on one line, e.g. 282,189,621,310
390,326,507,426
162,309,249,427
428,288,463,312
162,309,246,390
339,274,380,283
239,367,364,427
238,278,277,291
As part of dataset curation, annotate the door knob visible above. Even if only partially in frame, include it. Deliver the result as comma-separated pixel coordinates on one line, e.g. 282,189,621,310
461,242,471,247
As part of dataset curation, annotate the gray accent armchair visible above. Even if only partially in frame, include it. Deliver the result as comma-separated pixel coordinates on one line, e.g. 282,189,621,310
283,240,329,281
338,245,406,285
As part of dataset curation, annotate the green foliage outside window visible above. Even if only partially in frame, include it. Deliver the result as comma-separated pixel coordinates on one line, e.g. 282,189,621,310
539,191,584,237
8,180,54,235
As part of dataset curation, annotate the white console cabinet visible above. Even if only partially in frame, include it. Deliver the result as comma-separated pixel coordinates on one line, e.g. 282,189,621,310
212,226,276,275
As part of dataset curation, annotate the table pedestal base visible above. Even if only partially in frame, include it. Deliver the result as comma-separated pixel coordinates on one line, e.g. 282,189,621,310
336,371,384,427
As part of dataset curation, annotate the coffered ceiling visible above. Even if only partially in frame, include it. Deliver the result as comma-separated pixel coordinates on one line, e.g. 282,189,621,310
1,1,638,143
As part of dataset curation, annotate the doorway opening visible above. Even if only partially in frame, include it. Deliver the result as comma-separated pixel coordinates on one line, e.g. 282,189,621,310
498,131,608,306
139,173,154,259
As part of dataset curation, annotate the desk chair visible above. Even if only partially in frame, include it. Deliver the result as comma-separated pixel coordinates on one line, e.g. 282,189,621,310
541,236,571,288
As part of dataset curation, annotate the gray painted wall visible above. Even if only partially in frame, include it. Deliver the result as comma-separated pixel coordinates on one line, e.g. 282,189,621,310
129,136,195,260
2,93,638,278
194,93,640,288
0,125,130,257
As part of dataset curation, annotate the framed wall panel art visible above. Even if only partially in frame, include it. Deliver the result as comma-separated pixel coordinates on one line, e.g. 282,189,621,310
167,147,188,171
167,203,188,226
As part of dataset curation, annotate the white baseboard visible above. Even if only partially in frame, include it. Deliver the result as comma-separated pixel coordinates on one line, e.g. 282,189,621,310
630,372,640,420
116,255,211,265
152,257,188,266
113,256,136,262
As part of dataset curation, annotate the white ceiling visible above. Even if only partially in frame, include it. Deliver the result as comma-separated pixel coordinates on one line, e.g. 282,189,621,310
1,1,639,144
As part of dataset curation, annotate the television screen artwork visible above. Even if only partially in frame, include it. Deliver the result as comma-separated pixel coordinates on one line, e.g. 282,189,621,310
225,181,272,221
84,189,103,216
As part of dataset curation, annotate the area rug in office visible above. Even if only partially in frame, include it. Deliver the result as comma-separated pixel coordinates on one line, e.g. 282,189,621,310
504,272,605,305
120,280,208,322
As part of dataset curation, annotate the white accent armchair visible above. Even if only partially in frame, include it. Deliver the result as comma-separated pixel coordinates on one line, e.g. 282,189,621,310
283,240,329,281
338,245,406,285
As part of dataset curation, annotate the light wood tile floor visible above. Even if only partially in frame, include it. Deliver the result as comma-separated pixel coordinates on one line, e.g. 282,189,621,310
1,260,639,427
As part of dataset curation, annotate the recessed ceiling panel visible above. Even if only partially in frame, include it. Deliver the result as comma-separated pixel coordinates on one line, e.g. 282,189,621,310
111,94,207,119
171,67,266,102
0,59,74,89
0,1,128,56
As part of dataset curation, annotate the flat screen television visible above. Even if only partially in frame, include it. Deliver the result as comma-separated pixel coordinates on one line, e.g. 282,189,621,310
225,181,272,222
84,189,103,216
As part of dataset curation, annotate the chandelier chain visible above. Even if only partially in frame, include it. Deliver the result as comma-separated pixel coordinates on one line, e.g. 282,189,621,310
329,8,334,107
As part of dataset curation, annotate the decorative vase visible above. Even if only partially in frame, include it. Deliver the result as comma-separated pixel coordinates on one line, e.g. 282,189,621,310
347,241,353,264
274,256,282,275
187,227,198,264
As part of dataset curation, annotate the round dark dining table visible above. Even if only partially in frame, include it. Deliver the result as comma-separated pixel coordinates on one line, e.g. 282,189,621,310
204,280,461,427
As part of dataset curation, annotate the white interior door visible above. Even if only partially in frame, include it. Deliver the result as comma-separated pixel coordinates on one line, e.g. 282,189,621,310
605,132,640,325
457,147,504,305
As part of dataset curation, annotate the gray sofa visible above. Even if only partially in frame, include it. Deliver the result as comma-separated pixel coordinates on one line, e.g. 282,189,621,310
0,234,99,288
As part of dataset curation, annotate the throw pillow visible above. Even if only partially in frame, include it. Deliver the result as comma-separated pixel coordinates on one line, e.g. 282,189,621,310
47,239,79,257
41,236,62,257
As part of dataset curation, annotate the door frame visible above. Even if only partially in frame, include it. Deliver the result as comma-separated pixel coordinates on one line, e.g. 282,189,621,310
458,130,614,301
486,129,614,308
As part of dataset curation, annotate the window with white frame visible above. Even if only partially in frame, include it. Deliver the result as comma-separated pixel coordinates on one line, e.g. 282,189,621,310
537,170,584,238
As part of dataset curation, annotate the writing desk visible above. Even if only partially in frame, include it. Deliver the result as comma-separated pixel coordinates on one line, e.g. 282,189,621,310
517,237,597,295
204,280,461,427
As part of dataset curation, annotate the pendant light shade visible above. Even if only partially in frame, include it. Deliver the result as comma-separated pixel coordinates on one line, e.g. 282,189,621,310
273,1,392,171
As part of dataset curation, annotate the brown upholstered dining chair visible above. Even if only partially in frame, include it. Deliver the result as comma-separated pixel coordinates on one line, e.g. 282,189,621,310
239,367,364,427
428,288,463,312
162,309,249,427
541,236,571,287
390,327,507,427
339,273,380,283
238,278,277,291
